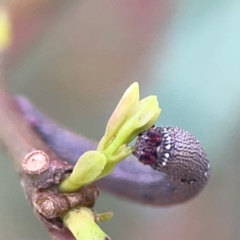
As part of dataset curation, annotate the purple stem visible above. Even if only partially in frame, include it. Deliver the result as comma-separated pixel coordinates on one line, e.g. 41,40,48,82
16,96,206,206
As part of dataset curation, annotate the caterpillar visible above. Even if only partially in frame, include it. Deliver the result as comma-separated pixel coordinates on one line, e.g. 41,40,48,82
17,96,211,205
134,126,210,194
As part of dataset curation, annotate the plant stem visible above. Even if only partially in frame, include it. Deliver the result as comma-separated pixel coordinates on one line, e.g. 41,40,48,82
0,78,75,240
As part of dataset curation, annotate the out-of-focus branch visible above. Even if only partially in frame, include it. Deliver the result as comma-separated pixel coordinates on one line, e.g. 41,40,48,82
17,92,211,206
0,78,76,240
17,96,193,206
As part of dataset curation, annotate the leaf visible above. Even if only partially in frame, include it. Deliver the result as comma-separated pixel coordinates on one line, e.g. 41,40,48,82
102,96,161,159
59,151,107,192
98,82,139,150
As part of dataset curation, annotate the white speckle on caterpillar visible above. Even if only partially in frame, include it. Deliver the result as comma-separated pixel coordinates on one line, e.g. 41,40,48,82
164,153,170,158
165,144,171,150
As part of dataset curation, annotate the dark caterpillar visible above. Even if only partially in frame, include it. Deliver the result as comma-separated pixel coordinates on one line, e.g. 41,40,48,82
134,126,210,189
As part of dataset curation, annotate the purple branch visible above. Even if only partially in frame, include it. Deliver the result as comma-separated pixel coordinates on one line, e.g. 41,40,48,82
17,96,208,206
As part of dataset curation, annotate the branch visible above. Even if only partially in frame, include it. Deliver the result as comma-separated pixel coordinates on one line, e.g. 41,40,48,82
0,80,79,240
0,75,210,238
17,96,208,206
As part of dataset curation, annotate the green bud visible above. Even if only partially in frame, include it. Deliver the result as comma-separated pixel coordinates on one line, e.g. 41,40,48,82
95,211,113,222
102,96,161,161
98,82,139,151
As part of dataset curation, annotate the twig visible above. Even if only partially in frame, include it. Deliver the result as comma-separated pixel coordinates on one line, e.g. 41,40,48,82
17,96,206,206
0,80,210,238
0,80,77,240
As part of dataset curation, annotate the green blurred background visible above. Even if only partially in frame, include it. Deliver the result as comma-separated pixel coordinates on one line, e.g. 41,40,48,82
0,0,239,239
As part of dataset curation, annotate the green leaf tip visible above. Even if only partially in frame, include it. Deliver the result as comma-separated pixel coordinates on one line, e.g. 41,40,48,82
95,211,113,222
99,82,140,150
99,88,161,162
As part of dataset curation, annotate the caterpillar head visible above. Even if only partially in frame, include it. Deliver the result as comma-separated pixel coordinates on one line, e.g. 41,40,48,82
133,126,172,167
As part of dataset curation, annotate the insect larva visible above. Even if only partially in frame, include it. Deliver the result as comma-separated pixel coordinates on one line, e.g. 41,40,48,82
134,126,210,189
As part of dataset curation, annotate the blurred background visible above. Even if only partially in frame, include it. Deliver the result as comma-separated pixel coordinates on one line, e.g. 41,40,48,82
0,0,239,239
